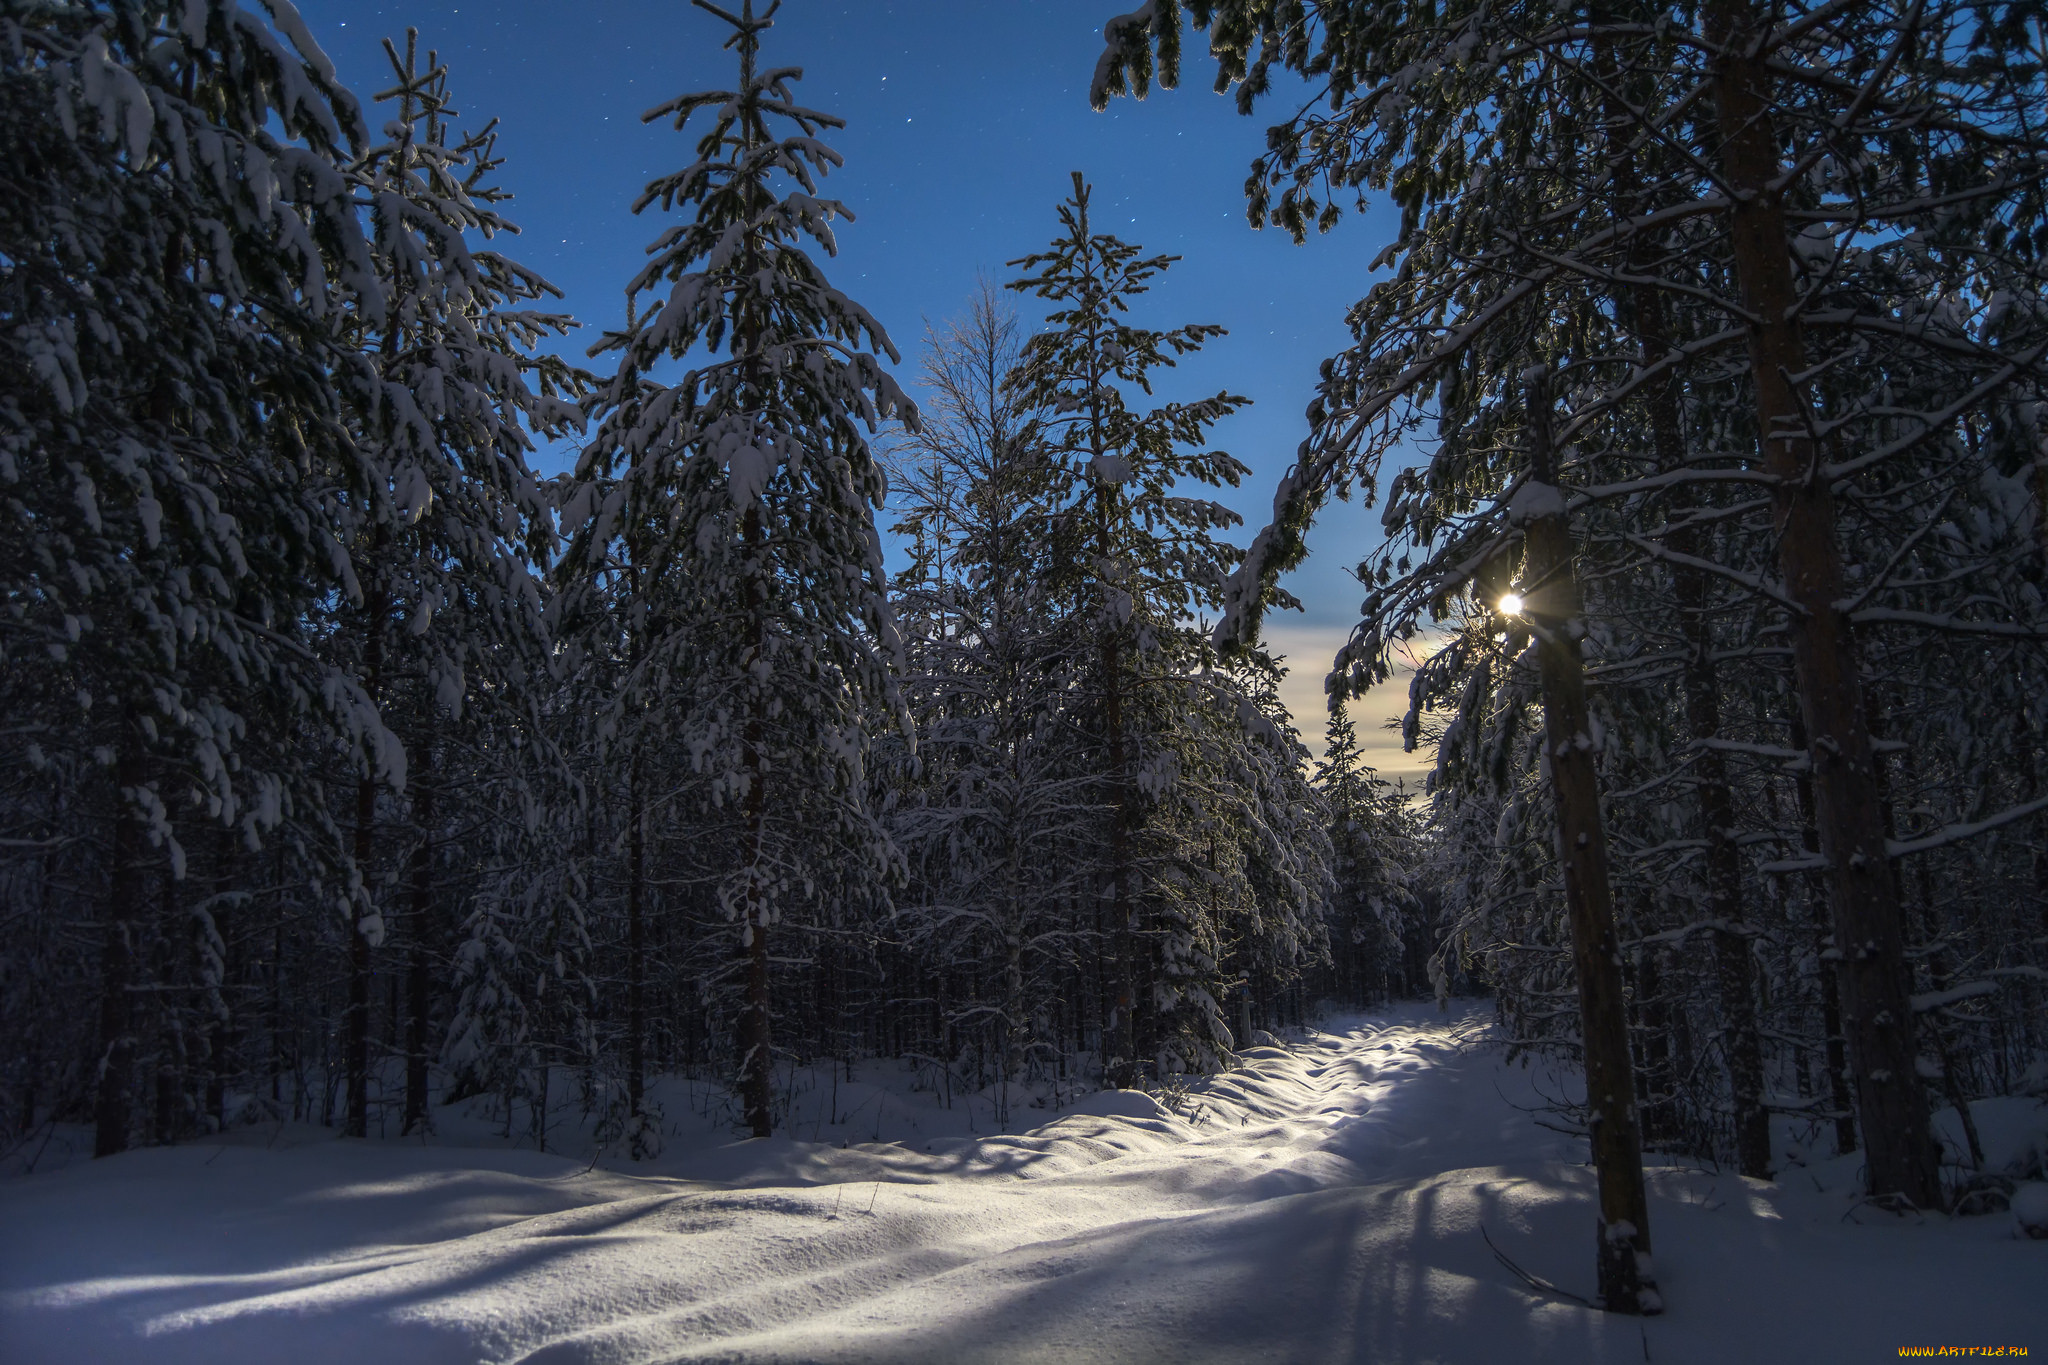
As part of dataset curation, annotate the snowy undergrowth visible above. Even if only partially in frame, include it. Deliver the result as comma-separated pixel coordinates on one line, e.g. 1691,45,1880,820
3,1004,2041,1363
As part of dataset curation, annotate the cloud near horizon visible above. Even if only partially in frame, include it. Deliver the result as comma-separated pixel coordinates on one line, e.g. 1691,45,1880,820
1256,621,1434,789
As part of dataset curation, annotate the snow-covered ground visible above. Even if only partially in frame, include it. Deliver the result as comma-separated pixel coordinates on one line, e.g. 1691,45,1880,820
3,1003,2041,1363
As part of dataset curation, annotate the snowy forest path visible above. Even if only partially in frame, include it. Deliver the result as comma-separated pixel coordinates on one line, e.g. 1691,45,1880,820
3,1003,2040,1363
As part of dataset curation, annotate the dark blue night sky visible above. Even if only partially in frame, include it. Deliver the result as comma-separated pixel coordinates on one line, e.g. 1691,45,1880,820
295,1,1418,755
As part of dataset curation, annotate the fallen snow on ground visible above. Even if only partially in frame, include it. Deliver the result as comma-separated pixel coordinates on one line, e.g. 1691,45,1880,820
3,1004,2042,1363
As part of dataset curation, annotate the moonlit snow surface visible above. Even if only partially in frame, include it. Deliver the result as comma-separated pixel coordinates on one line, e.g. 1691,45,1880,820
3,1004,2040,1363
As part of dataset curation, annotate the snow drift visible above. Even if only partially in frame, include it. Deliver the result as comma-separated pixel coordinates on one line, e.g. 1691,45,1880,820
3,1003,2041,1363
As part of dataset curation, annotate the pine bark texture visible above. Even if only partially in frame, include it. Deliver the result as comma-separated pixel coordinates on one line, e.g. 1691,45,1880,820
1707,0,1941,1208
1520,373,1658,1315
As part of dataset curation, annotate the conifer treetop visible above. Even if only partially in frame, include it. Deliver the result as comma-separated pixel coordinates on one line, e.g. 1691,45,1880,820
573,0,915,580
557,0,915,889
1006,172,1256,625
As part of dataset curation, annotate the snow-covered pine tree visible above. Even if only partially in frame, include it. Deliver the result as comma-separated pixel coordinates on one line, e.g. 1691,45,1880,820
336,28,591,1139
1008,173,1315,1080
558,0,915,1140
323,27,587,1139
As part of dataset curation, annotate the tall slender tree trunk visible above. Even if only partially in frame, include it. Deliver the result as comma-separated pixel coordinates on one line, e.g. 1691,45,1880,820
1066,177,1144,1089
95,727,146,1158
154,871,185,1144
1099,621,1140,1087
1786,714,1860,1156
1520,370,1658,1314
1655,420,1769,1177
737,508,775,1138
204,827,237,1130
1883,733,1985,1171
626,751,647,1129
725,11,780,1138
1908,855,1985,1170
100,211,190,1160
1000,724,1030,1120
403,750,435,1135
346,579,388,1140
1706,0,1940,1208
1093,459,1140,1086
2014,726,2048,936
1000,847,1025,1131
737,851,772,1137
1675,589,1771,1178
1633,943,1680,1148
1656,392,1768,1179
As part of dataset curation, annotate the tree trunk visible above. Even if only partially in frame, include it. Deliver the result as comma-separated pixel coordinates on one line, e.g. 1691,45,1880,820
1000,924,1024,1128
1101,624,1140,1087
1076,201,1144,1089
1633,944,1680,1149
2019,727,2048,936
1096,489,1142,1087
403,754,435,1136
203,827,237,1131
1519,370,1658,1314
1786,714,1859,1156
1706,0,1940,1208
1667,506,1770,1179
728,32,779,1135
94,726,145,1158
1893,748,1984,1172
737,892,772,1139
1655,515,1772,1176
737,509,775,1139
346,581,388,1140
154,870,185,1144
627,752,647,1130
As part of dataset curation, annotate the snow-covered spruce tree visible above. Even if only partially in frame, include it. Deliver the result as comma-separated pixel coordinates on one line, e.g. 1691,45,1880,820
327,29,588,1139
557,0,915,1141
0,0,407,1156
1006,174,1326,1081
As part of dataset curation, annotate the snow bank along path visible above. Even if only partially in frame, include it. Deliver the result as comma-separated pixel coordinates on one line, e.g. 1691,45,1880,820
3,1003,2041,1363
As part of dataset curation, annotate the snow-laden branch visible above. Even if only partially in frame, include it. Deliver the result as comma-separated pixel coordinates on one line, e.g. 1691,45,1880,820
1622,534,1803,613
1628,919,1761,950
1887,795,2048,858
1848,608,2048,641
1911,970,2048,1013
1691,737,1808,766
1909,980,2000,1012
1759,854,1829,874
